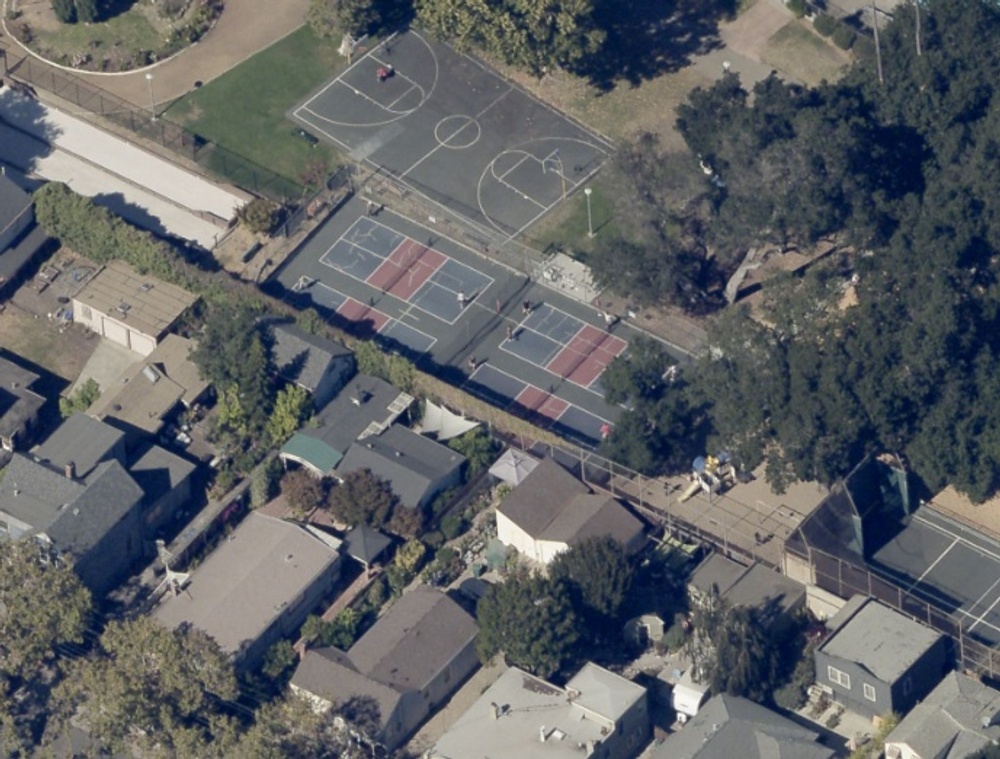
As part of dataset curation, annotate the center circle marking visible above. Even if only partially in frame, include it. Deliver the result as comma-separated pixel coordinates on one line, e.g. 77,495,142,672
435,115,481,150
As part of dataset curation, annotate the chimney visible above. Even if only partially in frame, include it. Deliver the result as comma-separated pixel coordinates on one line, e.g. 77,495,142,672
490,702,500,720
65,461,76,480
540,726,548,743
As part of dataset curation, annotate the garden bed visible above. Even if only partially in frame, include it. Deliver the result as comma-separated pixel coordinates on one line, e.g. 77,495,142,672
7,0,223,72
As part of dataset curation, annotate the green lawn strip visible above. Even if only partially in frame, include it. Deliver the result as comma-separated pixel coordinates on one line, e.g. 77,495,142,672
530,183,619,262
164,26,345,191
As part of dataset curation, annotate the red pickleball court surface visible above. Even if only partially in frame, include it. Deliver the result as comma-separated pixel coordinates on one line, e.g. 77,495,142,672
337,297,391,332
366,239,448,300
545,326,627,387
514,386,570,420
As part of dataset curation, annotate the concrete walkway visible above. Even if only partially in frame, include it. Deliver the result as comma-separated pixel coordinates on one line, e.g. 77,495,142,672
4,0,310,109
0,89,249,247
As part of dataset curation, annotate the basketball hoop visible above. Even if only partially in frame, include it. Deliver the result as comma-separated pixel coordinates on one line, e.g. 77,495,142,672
338,33,368,64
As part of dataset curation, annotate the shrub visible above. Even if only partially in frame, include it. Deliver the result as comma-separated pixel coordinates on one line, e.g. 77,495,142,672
832,24,856,49
825,711,841,729
236,198,282,235
75,0,99,23
59,378,101,418
156,0,190,19
441,512,468,541
786,0,807,18
661,613,689,652
423,530,445,550
813,13,837,36
773,682,807,711
51,0,76,23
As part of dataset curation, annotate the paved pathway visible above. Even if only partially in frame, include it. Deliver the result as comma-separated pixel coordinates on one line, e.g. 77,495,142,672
3,0,309,109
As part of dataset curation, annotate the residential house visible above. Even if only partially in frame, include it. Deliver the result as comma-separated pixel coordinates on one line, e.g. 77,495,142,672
87,334,210,440
269,320,355,409
651,693,836,759
335,424,465,510
279,375,412,476
154,512,342,668
688,552,806,634
127,443,196,533
884,671,1000,759
495,457,645,565
342,523,392,573
291,587,478,751
0,453,144,594
72,260,198,356
0,413,195,591
0,351,45,455
0,172,50,300
429,662,650,759
815,596,949,720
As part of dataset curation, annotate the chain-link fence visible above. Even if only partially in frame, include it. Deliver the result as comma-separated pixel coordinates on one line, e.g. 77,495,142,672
1,44,305,202
786,541,1000,678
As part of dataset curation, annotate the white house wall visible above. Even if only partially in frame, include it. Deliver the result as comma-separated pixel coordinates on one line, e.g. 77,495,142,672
495,510,570,565
882,741,918,759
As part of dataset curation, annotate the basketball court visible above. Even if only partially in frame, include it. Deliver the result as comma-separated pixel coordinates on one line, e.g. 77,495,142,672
291,30,613,238
872,507,1000,646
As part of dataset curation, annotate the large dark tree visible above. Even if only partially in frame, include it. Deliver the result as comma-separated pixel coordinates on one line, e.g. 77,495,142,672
477,572,581,679
326,468,399,529
549,536,635,633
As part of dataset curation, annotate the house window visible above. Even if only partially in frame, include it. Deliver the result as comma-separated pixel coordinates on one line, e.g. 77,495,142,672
863,683,877,702
827,666,851,689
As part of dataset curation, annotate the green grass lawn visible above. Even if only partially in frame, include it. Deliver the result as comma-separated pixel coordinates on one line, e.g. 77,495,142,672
164,26,345,194
36,11,162,58
531,183,619,262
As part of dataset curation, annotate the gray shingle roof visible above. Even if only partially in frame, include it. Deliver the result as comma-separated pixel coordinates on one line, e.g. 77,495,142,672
887,672,1000,759
291,587,477,738
0,173,30,234
128,444,195,504
0,454,142,558
271,321,352,394
343,524,391,566
288,375,405,469
498,457,643,547
34,413,125,479
348,587,477,692
820,598,943,683
46,461,143,557
337,425,464,509
497,457,589,536
0,354,43,445
652,694,836,759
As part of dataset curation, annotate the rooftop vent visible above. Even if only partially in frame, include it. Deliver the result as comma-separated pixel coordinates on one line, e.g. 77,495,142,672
140,282,153,292
116,302,131,317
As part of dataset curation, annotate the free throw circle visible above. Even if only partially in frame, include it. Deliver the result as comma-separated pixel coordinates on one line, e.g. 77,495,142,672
434,115,481,150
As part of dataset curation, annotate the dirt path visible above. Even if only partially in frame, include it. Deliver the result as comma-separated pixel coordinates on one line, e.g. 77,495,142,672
4,0,309,109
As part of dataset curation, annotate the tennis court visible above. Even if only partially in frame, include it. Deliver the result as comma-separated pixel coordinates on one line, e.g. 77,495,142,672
872,507,1000,646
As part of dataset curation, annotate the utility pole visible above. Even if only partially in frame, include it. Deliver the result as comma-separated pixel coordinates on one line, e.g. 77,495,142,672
872,0,885,86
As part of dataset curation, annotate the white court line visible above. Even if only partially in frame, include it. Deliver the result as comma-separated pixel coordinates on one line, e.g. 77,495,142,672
386,84,419,111
967,588,1000,634
904,537,958,592
494,174,547,209
914,513,1000,563
379,319,437,352
494,153,532,183
399,86,513,179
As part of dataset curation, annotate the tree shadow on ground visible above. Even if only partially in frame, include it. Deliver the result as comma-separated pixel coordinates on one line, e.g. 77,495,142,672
580,0,739,91
99,0,141,23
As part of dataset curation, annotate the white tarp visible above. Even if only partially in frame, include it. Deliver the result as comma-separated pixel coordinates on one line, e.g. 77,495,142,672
488,448,539,486
422,400,479,441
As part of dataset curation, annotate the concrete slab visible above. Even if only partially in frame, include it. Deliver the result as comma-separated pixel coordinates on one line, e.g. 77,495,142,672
70,338,141,397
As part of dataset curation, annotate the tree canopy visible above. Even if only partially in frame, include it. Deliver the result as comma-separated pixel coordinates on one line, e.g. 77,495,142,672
549,536,634,633
476,571,581,679
415,0,604,77
598,0,1000,502
326,468,400,529
59,617,239,756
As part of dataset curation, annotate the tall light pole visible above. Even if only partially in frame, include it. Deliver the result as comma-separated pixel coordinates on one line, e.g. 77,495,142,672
145,73,157,121
584,187,594,238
